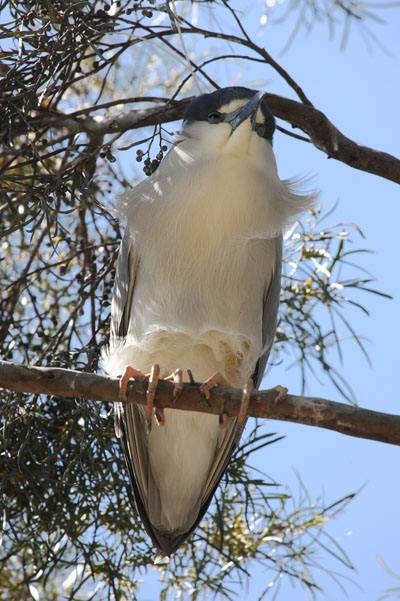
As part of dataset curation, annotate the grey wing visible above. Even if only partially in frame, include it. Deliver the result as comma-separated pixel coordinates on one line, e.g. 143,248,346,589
110,230,159,545
110,228,137,342
110,231,192,556
252,235,283,390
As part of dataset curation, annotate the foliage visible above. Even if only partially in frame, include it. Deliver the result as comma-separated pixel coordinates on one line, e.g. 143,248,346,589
277,203,391,402
377,556,400,601
262,0,397,52
0,1,395,599
0,400,355,600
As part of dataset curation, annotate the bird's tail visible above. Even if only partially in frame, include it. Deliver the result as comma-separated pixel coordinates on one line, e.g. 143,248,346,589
154,549,171,564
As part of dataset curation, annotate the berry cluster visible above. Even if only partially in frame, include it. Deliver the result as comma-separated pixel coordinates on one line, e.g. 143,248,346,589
136,145,168,176
100,144,116,163
126,0,156,18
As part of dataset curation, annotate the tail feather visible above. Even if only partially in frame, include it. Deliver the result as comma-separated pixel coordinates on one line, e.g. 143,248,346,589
154,548,170,564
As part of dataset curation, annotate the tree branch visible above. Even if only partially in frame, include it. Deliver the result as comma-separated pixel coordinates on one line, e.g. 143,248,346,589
265,93,400,185
19,92,400,185
1,360,399,447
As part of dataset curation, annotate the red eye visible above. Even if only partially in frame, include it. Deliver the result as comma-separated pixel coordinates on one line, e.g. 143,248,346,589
207,112,224,124
255,123,266,138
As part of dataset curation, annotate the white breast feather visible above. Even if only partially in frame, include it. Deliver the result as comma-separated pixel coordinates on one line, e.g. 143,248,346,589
103,126,315,532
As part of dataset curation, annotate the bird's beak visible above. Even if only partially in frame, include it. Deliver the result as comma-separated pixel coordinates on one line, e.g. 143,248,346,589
224,91,267,132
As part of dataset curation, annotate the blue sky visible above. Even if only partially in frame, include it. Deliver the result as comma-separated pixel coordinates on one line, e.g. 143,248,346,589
137,3,400,600
239,5,400,600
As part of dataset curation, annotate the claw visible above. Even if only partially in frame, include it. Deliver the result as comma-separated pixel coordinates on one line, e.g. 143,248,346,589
119,364,185,431
200,372,232,424
235,378,253,436
146,363,160,433
119,366,147,402
155,407,165,427
165,368,183,404
186,369,195,385
200,372,231,401
272,385,288,404
218,412,231,429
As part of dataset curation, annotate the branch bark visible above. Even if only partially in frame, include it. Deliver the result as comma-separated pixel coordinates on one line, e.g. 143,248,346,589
1,360,399,447
23,92,400,185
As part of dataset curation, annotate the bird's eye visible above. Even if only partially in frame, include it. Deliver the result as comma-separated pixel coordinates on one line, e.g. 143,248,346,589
207,111,224,124
255,123,267,138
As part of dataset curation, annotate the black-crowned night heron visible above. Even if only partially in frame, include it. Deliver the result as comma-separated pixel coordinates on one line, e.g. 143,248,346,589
103,87,314,561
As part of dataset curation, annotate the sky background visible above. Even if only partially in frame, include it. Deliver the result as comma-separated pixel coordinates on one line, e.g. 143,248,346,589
250,7,400,600
136,2,399,600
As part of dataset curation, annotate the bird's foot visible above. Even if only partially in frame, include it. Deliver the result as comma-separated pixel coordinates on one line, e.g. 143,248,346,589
164,368,184,403
154,368,183,427
147,364,160,432
118,363,160,433
271,384,288,405
200,372,231,426
119,365,186,431
200,372,253,431
235,378,254,437
119,365,148,401
200,372,231,400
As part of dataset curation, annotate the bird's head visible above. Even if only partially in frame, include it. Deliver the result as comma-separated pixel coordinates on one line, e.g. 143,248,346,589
181,87,275,160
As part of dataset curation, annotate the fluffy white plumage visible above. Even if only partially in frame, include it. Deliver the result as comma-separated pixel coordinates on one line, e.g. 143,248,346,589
103,88,315,556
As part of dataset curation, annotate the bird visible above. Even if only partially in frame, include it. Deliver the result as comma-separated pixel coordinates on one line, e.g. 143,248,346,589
102,86,314,561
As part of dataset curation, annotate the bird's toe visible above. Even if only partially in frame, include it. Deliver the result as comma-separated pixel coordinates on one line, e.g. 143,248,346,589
119,365,147,401
271,384,288,403
200,372,231,401
235,378,253,436
146,363,160,433
165,368,183,404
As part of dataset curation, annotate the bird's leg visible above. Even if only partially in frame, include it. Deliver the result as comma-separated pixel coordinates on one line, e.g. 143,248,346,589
217,378,254,433
200,372,234,429
147,363,160,432
200,374,254,432
235,378,253,436
164,368,184,403
118,363,160,434
119,366,147,401
200,372,231,400
155,368,183,427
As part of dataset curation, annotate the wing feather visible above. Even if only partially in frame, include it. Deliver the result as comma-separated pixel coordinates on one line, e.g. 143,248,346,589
110,229,137,341
252,235,282,389
111,230,282,557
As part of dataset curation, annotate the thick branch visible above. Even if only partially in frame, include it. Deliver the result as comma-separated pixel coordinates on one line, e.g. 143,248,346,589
1,360,399,446
24,92,400,184
265,94,400,185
